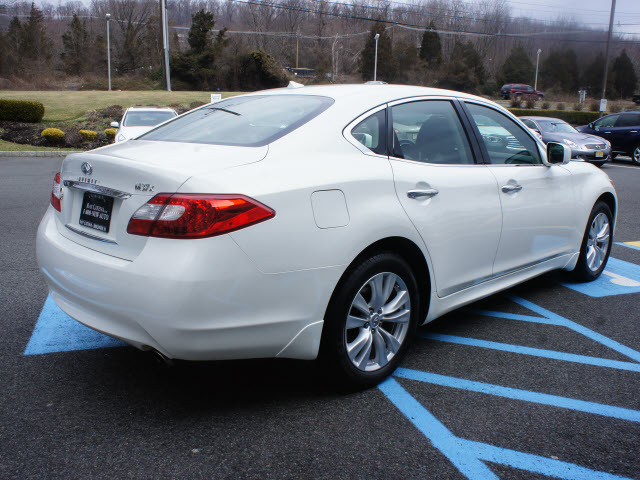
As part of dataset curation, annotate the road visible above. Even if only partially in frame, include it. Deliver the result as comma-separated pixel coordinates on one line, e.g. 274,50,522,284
1,156,639,480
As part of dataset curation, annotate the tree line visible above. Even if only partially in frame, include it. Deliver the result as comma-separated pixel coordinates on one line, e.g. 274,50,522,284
0,0,638,97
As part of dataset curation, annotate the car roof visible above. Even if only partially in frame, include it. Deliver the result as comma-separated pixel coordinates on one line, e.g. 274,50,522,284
240,84,492,115
125,106,176,113
520,116,566,122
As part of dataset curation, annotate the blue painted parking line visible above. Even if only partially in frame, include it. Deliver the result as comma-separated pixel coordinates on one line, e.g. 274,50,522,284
615,242,640,252
420,333,640,373
394,368,640,422
24,295,125,355
380,378,633,480
560,257,640,298
381,296,640,479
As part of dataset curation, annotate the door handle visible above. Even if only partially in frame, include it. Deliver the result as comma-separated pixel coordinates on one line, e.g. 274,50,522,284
502,184,522,193
630,131,638,133
407,188,439,199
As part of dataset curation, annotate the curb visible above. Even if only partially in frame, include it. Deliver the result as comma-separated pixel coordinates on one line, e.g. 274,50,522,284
0,151,82,157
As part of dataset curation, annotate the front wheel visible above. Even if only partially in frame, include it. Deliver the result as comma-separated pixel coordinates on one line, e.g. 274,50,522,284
572,201,613,282
320,252,420,388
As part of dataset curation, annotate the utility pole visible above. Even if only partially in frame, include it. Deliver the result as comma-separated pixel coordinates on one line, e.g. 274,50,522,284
296,30,299,69
534,49,541,91
600,0,616,114
373,33,380,82
160,0,171,91
106,13,111,91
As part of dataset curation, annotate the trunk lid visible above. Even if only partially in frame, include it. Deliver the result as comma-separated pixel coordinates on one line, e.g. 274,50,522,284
56,140,268,260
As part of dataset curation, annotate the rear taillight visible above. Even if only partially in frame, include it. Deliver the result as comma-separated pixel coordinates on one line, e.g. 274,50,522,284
127,193,275,239
51,172,62,211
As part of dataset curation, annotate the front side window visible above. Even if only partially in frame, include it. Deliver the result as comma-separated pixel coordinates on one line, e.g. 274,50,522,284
351,109,386,155
390,100,474,165
123,111,176,127
466,103,541,165
594,115,618,129
139,95,334,147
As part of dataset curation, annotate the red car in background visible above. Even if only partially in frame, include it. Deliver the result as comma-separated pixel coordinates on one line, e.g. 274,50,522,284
500,84,544,100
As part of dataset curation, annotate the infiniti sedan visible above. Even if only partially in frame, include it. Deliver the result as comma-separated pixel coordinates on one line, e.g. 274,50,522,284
111,106,177,143
520,116,611,167
37,84,616,387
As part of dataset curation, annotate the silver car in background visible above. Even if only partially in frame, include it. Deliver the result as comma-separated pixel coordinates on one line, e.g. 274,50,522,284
520,116,611,167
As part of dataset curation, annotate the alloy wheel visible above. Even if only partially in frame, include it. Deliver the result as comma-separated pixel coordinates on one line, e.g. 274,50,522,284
633,145,640,164
585,212,610,271
344,272,411,372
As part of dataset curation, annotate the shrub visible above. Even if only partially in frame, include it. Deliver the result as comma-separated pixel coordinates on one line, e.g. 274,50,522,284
169,103,189,115
542,102,551,110
65,129,83,147
79,130,97,141
104,128,117,139
556,102,565,111
510,97,522,108
0,99,45,123
510,108,599,125
589,102,600,112
573,103,583,111
189,101,206,109
98,105,124,119
41,128,65,143
525,96,537,109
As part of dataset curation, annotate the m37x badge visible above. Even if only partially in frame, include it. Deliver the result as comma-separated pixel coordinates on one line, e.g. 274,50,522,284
135,183,155,192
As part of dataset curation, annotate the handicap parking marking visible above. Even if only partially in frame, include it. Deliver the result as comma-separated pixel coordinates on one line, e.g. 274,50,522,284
24,294,125,355
381,296,640,480
616,242,640,252
560,257,640,297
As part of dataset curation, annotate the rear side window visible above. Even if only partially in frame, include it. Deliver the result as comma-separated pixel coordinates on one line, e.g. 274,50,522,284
139,95,334,147
615,114,640,127
351,110,386,155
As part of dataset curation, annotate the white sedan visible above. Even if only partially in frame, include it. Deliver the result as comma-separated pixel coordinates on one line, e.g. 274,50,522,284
38,84,616,387
111,106,177,143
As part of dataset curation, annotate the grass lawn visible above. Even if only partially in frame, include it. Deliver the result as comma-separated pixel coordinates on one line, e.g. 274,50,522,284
0,90,244,121
0,139,79,151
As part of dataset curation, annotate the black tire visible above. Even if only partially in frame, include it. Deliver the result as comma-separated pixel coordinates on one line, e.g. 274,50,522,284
319,252,420,389
631,143,640,165
592,161,606,168
572,201,613,282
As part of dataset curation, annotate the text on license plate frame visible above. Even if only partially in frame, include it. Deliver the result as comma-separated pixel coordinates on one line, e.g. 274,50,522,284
79,192,114,233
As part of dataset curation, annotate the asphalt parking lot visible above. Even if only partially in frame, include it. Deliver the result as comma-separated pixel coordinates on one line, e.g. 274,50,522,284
1,156,639,480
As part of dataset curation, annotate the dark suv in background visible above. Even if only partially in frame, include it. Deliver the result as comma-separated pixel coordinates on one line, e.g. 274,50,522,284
500,84,544,100
577,111,640,164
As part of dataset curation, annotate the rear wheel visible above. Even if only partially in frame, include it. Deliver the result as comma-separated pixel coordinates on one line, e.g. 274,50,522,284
632,143,640,164
320,252,420,388
572,201,613,282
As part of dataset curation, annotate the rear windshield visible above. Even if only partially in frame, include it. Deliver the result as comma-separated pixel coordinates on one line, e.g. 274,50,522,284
139,95,334,147
123,110,176,127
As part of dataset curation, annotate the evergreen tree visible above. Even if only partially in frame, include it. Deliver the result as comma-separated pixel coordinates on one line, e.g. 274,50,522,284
188,10,215,54
1,17,22,74
438,41,486,93
610,50,638,99
497,44,534,87
540,48,578,93
359,21,396,82
61,14,90,74
419,21,442,66
394,39,418,82
21,3,50,62
581,53,605,95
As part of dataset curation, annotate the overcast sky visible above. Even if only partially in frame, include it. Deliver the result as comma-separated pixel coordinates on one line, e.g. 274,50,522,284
499,0,640,36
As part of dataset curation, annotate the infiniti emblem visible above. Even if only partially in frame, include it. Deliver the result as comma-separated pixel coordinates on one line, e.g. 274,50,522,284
81,162,93,175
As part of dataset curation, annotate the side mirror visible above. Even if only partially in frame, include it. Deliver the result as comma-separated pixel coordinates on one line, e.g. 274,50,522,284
110,121,119,128
547,142,571,165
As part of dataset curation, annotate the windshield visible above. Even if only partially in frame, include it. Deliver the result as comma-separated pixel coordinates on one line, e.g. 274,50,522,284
537,120,577,134
123,111,176,127
139,95,334,147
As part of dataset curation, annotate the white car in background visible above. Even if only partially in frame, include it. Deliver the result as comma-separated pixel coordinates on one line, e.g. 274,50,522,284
38,84,616,387
111,106,177,143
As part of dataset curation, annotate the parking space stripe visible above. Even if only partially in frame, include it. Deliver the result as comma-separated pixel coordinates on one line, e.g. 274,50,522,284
616,242,640,252
465,308,560,325
420,333,640,373
378,378,500,480
394,368,640,423
461,440,634,480
380,377,633,480
508,296,640,363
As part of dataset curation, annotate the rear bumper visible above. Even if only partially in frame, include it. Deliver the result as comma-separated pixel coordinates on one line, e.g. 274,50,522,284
36,207,342,361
